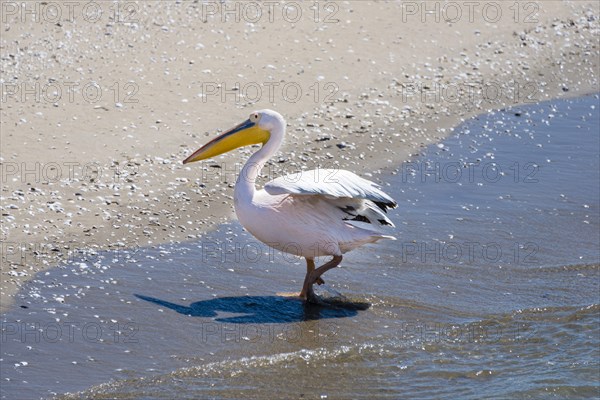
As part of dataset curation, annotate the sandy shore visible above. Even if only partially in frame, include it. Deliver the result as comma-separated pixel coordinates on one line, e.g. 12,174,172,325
1,1,598,312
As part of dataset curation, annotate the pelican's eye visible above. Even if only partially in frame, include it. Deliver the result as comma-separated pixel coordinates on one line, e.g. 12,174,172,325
250,113,260,123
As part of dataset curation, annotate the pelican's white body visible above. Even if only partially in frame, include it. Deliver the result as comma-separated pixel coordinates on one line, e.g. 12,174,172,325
232,110,396,258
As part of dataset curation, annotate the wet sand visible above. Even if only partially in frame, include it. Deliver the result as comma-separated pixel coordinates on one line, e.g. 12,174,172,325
1,2,599,312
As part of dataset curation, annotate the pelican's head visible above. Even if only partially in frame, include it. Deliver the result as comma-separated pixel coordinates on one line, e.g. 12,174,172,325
183,109,285,164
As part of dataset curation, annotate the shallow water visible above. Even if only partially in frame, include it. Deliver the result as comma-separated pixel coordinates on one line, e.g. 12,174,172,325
1,95,599,399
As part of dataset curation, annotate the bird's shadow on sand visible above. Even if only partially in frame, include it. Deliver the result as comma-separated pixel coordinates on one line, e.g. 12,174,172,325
134,294,370,323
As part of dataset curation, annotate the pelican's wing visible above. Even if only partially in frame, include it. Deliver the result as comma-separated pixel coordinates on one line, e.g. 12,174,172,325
264,168,397,211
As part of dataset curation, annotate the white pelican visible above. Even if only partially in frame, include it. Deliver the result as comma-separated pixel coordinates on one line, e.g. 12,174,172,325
183,110,396,303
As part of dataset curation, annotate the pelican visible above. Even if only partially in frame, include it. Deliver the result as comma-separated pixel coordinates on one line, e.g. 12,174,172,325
183,110,396,303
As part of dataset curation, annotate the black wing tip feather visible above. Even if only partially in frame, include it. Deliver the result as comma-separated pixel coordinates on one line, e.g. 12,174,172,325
374,200,398,213
344,215,370,224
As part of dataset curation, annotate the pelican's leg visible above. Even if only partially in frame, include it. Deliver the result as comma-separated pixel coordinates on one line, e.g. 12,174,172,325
300,258,324,300
303,255,343,303
306,258,325,285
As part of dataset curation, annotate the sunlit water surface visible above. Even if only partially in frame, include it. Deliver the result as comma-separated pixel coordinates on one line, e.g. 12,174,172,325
1,95,599,399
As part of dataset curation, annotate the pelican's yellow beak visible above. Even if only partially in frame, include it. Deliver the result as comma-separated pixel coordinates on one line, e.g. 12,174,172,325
183,119,270,164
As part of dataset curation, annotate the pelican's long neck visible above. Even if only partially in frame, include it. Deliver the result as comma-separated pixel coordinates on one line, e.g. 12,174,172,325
234,124,284,204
